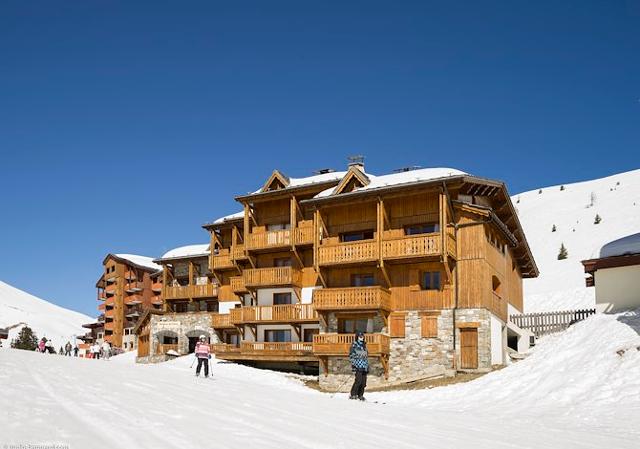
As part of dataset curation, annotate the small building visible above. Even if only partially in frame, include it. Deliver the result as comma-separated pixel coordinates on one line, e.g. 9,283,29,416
0,327,8,341
582,232,640,313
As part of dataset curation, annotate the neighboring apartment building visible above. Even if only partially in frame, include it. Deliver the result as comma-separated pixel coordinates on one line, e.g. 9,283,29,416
133,160,538,388
86,254,163,351
582,232,640,313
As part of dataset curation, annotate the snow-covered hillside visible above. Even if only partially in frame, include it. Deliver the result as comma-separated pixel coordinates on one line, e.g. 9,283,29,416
514,169,640,312
0,280,92,348
1,309,638,448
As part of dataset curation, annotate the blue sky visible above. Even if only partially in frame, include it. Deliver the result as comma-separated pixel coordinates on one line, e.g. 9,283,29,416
1,1,638,316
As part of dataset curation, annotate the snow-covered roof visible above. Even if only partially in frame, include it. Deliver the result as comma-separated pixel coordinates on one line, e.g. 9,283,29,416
252,171,348,194
114,254,162,272
315,167,467,198
599,232,640,258
213,211,244,224
159,244,210,261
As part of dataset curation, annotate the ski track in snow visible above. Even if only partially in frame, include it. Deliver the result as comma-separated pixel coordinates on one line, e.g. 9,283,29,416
2,310,639,449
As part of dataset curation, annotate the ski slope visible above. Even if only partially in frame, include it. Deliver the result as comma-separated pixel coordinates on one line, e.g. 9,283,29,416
1,309,638,449
514,168,640,312
0,280,92,348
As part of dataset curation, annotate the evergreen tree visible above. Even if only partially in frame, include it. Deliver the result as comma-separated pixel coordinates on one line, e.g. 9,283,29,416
557,243,568,260
552,224,556,232
11,326,38,351
594,214,602,224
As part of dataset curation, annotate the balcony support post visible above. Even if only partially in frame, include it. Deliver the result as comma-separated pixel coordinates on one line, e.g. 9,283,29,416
291,323,301,340
319,356,329,376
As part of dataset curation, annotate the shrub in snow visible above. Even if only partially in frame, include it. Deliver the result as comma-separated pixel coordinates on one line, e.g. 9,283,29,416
538,189,542,194
11,326,38,351
552,224,556,232
558,243,568,260
560,185,565,191
594,214,602,224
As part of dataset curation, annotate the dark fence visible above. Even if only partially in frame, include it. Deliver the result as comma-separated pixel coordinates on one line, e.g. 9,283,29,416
510,309,596,337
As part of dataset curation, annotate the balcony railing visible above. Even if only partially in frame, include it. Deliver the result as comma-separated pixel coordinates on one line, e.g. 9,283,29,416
247,224,314,251
382,234,440,259
105,284,117,295
124,294,143,305
243,267,301,288
211,313,234,328
230,276,247,293
313,333,390,356
232,244,247,259
125,281,144,293
151,282,162,293
212,249,235,270
105,309,114,318
150,295,163,305
98,303,106,311
240,341,314,356
210,343,241,354
156,343,179,355
163,283,218,300
312,286,392,311
317,240,378,266
104,322,114,331
231,304,317,324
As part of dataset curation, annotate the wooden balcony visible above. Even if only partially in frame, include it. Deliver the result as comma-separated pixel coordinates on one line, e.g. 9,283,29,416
150,295,163,305
247,225,314,251
104,322,114,331
105,309,114,318
381,234,441,260
240,341,314,357
243,267,301,288
210,343,241,354
312,286,392,312
317,240,378,266
211,249,235,270
211,313,235,329
230,276,247,293
231,304,317,324
163,283,218,300
124,271,137,281
446,228,457,258
156,343,179,355
232,244,247,260
104,297,115,307
151,282,162,293
124,294,143,305
313,333,390,356
105,284,117,295
125,281,144,293
98,303,106,311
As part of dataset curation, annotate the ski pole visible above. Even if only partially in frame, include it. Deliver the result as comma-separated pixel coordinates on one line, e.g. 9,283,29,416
190,355,197,369
330,374,352,398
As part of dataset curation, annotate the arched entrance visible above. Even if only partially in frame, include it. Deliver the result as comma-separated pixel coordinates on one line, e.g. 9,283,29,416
185,329,211,353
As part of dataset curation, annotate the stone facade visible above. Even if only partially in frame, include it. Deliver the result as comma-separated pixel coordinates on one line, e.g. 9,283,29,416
318,308,498,390
136,311,219,364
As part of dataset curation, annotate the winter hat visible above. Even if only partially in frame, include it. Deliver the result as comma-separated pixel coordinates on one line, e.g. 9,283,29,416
355,331,365,338
199,335,206,340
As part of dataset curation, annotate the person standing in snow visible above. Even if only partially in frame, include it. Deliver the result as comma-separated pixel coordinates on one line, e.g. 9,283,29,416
64,341,72,356
101,341,111,360
349,331,369,401
38,338,46,353
59,346,64,355
73,345,79,357
194,335,211,377
45,339,54,354
92,342,100,359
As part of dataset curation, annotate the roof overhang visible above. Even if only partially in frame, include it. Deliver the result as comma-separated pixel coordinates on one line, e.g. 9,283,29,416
582,253,640,274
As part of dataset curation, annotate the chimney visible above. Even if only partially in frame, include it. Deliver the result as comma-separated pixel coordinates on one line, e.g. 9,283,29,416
347,155,365,171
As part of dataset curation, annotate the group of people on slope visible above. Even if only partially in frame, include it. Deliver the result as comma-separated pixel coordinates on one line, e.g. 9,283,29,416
89,341,112,360
37,338,78,356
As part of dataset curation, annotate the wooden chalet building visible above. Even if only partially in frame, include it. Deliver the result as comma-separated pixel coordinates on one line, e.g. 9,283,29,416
87,254,163,351
132,160,538,388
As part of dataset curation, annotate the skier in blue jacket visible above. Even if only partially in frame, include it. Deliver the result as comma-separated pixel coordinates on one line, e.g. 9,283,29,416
349,331,369,401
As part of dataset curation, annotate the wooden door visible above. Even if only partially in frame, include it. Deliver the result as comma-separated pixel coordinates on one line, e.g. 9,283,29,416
460,328,478,369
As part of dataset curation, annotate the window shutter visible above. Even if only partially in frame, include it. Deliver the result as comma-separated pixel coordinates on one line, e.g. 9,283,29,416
421,314,438,338
390,313,406,338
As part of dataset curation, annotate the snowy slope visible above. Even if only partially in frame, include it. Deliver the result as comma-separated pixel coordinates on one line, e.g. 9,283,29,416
1,309,638,448
0,280,92,348
513,169,640,312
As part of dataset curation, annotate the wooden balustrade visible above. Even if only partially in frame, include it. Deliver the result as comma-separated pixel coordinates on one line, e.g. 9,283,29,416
232,244,246,260
233,304,317,324
293,225,314,245
382,234,440,259
163,283,218,300
243,267,301,287
156,343,179,355
446,228,457,258
124,281,143,292
124,295,143,305
230,276,246,292
105,284,117,295
392,289,453,310
98,303,106,311
104,309,114,318
151,282,162,293
210,343,241,354
211,313,234,328
229,308,242,324
248,229,291,249
317,240,378,266
212,249,234,270
313,333,390,356
104,322,114,331
313,287,391,311
240,341,313,355
104,297,115,306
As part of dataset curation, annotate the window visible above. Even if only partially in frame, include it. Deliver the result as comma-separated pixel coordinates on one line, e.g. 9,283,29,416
303,328,319,343
390,313,406,337
338,318,369,334
405,223,439,235
162,335,178,344
273,257,292,267
175,302,188,313
264,329,291,342
420,313,439,338
340,230,374,242
351,273,375,287
421,271,441,290
267,223,291,231
273,292,292,305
